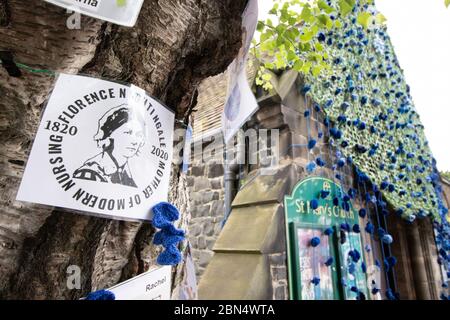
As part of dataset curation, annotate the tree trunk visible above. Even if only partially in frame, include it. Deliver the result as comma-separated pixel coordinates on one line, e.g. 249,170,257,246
0,0,246,299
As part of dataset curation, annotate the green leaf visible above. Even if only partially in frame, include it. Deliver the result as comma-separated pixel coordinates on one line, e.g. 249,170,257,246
375,13,387,25
339,0,353,16
318,0,334,14
317,14,333,30
261,73,272,81
300,5,313,22
357,12,373,29
300,30,313,43
445,0,450,7
293,60,304,72
312,65,322,77
256,21,265,32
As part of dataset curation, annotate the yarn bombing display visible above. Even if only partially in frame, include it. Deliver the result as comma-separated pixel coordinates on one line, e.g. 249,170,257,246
151,202,186,266
300,1,446,223
289,0,449,300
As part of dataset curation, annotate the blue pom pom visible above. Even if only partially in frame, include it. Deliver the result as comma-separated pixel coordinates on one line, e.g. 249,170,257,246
384,256,397,269
349,249,361,263
152,202,180,228
350,286,359,293
365,222,374,234
311,277,321,286
333,197,340,206
306,161,317,173
310,199,319,210
304,110,311,118
386,288,397,300
361,262,367,273
157,244,183,266
320,190,330,199
340,223,350,232
388,184,396,193
302,84,311,94
377,227,386,237
86,289,115,301
371,287,380,295
352,224,361,233
358,208,367,218
310,237,321,247
308,139,317,150
382,234,393,244
316,157,326,167
324,227,334,236
317,32,326,42
325,257,334,266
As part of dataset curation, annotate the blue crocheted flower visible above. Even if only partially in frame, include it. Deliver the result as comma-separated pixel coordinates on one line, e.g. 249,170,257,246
152,202,180,229
86,289,115,301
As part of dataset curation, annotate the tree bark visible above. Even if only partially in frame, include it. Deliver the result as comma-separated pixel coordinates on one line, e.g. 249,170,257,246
0,0,246,299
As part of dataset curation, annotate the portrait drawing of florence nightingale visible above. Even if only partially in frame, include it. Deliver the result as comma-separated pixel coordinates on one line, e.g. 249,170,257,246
73,104,146,188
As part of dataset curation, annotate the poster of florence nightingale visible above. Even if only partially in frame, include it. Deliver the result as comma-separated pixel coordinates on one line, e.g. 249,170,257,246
73,104,146,188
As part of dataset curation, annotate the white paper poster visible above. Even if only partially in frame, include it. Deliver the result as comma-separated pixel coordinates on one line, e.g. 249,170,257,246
221,0,259,143
44,0,144,27
178,245,198,300
108,266,172,300
17,74,174,221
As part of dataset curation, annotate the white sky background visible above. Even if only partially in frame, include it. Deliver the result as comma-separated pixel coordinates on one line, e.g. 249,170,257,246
258,0,450,171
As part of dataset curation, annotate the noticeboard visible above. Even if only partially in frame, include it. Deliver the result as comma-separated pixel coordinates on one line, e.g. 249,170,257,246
284,176,369,300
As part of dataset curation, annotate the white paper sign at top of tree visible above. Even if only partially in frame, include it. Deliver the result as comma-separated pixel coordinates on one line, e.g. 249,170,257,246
17,74,174,222
44,0,144,27
107,266,172,300
221,0,259,144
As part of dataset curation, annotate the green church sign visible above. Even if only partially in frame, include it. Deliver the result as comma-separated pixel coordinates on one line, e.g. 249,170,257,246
284,176,359,227
284,177,368,300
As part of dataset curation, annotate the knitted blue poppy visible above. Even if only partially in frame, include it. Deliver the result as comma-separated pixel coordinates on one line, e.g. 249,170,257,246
371,287,380,295
324,227,334,236
311,277,320,286
86,289,115,301
365,222,374,234
361,262,367,273
385,289,397,300
308,139,317,150
348,262,356,274
152,202,180,229
340,223,350,232
358,208,367,218
302,84,311,94
320,190,330,199
384,256,397,269
377,227,386,237
153,228,185,247
310,237,321,247
306,161,317,173
310,199,319,210
333,197,340,206
316,157,326,167
382,234,393,244
349,249,361,263
157,244,183,266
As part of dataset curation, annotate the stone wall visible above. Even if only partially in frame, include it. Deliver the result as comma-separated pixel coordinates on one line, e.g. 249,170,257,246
269,252,288,300
186,137,225,277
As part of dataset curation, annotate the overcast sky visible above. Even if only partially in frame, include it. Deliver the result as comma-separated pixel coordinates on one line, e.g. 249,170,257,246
258,0,450,171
